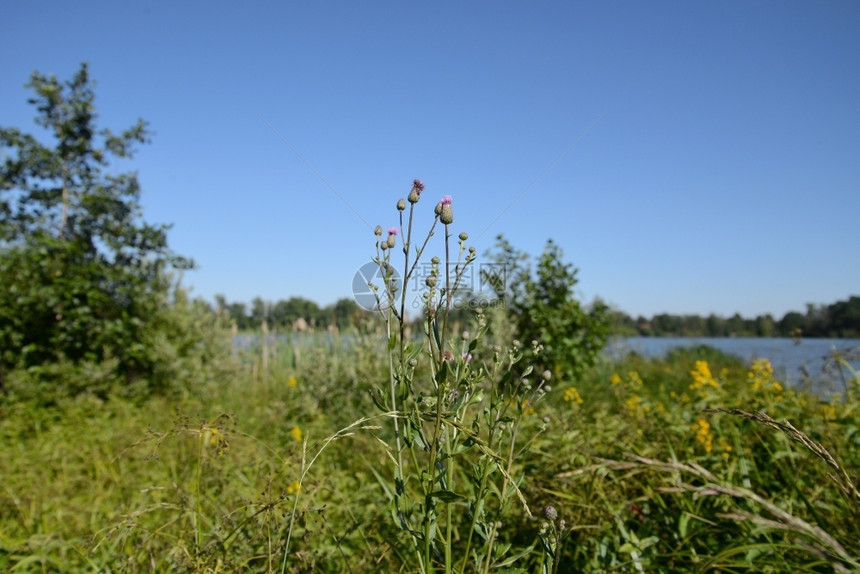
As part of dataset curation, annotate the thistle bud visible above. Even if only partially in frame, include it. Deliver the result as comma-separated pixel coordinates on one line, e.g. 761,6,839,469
459,232,468,241
440,196,454,224
374,225,383,236
434,202,443,216
397,198,406,211
425,275,437,288
544,505,558,521
408,179,424,203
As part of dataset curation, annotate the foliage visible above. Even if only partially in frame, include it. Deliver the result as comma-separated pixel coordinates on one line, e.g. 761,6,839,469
484,234,610,382
357,184,558,573
0,63,198,396
1,333,857,572
608,295,860,338
1,173,858,571
215,294,372,332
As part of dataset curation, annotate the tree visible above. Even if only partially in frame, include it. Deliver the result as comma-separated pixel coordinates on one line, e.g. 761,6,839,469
327,298,365,330
0,63,196,395
483,235,609,382
779,311,806,337
828,296,860,338
754,313,775,337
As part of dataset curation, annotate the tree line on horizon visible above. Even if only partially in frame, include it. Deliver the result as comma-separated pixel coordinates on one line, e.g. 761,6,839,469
607,296,860,338
213,292,860,339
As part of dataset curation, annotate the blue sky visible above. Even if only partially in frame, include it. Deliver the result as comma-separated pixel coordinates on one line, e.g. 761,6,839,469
3,1,858,319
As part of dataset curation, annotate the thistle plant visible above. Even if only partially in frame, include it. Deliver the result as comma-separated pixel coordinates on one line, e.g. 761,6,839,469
366,180,546,573
538,505,571,574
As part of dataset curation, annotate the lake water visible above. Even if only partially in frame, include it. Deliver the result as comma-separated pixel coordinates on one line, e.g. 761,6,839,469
607,337,860,395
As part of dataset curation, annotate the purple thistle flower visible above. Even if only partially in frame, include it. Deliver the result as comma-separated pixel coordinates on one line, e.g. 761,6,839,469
441,195,453,205
413,179,425,193
387,227,398,236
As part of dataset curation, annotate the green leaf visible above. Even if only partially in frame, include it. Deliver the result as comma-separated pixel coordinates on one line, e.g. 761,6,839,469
436,360,450,385
430,490,466,503
494,545,534,568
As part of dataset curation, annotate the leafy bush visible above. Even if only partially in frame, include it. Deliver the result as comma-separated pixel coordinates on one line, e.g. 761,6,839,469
483,235,610,382
0,63,211,398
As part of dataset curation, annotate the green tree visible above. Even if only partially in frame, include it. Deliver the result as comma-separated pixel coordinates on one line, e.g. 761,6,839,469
0,63,198,396
828,296,860,338
606,306,638,336
250,296,270,328
652,313,683,336
726,313,748,336
326,297,367,330
706,313,727,337
779,311,806,337
754,313,776,337
483,235,609,382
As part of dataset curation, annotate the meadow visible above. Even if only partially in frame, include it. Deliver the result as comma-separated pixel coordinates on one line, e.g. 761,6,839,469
2,183,858,573
0,328,858,573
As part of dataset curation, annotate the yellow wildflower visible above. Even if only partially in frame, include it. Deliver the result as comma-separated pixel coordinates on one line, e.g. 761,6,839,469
207,426,229,455
694,417,714,453
689,361,719,394
287,480,301,494
288,376,298,387
290,425,303,443
747,359,784,403
520,400,536,416
610,372,622,386
627,370,643,389
564,387,584,405
718,438,733,460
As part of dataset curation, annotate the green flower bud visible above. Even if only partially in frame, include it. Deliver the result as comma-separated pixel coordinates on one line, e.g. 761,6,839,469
408,179,424,203
440,196,454,224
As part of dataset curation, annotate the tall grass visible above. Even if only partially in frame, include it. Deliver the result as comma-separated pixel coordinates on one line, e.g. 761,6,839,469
0,334,857,571
1,181,858,571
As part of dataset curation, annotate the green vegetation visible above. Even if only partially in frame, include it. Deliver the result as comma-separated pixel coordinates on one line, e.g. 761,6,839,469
608,297,860,339
0,336,857,572
1,65,858,572
0,63,223,400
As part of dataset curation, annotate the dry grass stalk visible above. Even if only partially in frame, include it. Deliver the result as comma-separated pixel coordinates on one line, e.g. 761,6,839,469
601,454,860,572
705,407,859,503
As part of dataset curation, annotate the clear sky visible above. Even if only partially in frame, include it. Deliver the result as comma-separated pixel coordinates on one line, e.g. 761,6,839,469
3,1,858,319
